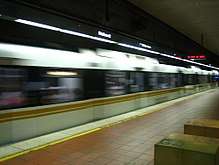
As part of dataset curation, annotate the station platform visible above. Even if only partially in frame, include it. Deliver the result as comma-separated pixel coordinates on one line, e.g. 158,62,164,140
1,88,219,165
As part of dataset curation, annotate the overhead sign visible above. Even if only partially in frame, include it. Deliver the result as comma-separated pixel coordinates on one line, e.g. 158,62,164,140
98,31,111,38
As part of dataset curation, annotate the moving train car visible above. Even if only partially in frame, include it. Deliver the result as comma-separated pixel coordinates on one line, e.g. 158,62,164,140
0,43,217,110
0,43,218,145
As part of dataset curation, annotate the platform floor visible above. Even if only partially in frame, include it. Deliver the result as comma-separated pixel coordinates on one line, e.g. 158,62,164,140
2,88,219,165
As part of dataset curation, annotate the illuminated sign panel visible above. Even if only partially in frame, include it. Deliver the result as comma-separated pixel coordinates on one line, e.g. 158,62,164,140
98,31,111,38
187,55,206,60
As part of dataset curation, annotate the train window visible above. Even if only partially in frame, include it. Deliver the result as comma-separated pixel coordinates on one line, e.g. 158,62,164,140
179,73,184,87
158,73,170,89
198,75,208,84
128,72,144,93
24,68,83,106
41,70,83,104
0,67,26,109
169,74,177,88
83,70,105,99
187,74,195,85
105,71,127,96
147,73,158,90
143,72,150,91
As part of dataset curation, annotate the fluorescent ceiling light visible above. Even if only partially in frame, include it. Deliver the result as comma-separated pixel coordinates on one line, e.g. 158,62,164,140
15,19,61,31
47,71,78,76
139,43,151,49
92,37,116,44
15,19,116,44
117,43,159,54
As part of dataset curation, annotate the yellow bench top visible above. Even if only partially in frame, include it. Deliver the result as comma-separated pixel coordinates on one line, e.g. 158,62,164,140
156,133,219,155
186,119,219,128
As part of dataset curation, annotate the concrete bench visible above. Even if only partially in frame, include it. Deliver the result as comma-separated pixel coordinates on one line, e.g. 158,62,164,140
154,133,219,165
184,119,219,138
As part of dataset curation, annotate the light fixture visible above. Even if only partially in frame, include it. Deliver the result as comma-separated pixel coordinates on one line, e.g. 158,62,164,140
47,71,78,76
139,43,152,49
16,19,116,44
15,19,61,31
117,43,159,54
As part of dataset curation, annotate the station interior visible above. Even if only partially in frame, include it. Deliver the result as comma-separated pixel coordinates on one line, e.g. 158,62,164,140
0,0,219,165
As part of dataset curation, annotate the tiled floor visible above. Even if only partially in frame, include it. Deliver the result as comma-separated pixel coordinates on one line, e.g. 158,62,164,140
2,89,219,165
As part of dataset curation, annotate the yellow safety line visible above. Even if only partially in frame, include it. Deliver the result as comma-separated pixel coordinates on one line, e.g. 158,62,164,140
0,106,163,163
0,150,30,162
0,127,101,162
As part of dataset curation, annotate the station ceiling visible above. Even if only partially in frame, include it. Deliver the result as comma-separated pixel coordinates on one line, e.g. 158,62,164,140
128,0,219,56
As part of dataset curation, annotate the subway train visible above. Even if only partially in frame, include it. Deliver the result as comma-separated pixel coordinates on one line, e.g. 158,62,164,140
0,42,218,110
0,42,219,145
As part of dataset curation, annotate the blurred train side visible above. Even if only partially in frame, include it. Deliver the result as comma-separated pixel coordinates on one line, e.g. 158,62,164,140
0,43,218,110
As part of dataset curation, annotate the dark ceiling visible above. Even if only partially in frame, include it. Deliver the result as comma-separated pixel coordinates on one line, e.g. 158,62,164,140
1,0,219,67
128,0,219,56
